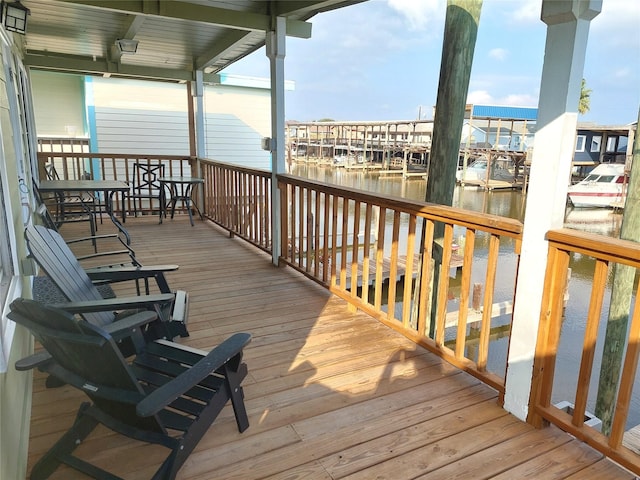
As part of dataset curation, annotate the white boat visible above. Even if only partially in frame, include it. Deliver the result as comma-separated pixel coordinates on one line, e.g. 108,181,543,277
456,157,515,184
567,163,627,208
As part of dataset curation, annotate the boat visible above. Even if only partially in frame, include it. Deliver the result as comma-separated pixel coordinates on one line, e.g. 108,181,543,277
456,156,515,184
567,163,627,208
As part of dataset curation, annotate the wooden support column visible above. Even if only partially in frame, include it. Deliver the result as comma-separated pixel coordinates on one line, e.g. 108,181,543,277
506,0,601,422
426,0,481,205
267,16,286,266
423,0,482,335
595,108,640,433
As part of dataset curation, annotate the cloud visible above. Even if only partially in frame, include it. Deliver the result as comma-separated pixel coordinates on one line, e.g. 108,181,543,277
387,0,443,31
489,48,508,61
509,0,541,23
467,90,493,105
467,90,538,107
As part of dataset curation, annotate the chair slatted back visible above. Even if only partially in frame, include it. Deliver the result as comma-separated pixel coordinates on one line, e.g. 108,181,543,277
26,224,115,327
9,298,164,433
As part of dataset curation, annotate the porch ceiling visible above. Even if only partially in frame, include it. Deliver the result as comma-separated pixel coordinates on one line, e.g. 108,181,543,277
20,0,364,82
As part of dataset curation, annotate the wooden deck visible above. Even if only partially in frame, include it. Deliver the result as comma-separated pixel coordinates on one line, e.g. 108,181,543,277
26,214,634,479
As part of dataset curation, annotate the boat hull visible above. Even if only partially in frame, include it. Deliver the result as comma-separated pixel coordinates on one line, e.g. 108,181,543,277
567,191,625,208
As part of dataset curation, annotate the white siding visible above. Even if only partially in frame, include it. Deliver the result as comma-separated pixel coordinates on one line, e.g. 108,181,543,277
204,84,271,169
30,71,85,137
91,78,189,155
32,73,272,167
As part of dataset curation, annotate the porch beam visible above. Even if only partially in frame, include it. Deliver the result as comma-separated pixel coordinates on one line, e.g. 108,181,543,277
56,0,312,38
196,30,255,72
24,52,218,83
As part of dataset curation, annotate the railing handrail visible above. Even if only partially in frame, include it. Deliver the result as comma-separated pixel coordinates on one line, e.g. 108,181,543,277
37,152,194,161
199,157,271,177
547,228,640,267
278,173,524,238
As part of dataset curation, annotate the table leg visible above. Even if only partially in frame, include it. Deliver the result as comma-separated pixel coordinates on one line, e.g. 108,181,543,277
106,190,131,244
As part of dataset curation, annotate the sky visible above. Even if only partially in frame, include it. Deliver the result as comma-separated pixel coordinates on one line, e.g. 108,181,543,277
224,0,640,126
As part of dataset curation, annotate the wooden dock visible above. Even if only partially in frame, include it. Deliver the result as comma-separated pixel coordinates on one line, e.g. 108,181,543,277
332,253,464,288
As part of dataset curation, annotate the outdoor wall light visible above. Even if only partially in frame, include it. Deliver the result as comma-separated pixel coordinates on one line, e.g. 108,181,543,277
1,0,30,35
115,38,139,54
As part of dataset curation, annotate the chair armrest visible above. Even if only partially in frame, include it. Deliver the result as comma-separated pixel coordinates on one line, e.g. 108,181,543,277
85,265,178,280
15,350,52,371
51,293,175,313
137,332,251,417
104,310,159,336
85,266,179,293
65,233,122,245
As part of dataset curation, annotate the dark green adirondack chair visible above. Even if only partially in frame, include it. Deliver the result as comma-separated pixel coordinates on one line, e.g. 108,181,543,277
11,298,250,480
25,224,189,340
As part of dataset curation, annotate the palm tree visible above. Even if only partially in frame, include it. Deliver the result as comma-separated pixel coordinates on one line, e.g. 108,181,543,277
579,78,592,115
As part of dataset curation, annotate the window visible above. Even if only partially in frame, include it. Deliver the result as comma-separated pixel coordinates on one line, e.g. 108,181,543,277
590,135,601,152
575,135,586,152
606,136,618,152
0,43,31,372
0,158,19,373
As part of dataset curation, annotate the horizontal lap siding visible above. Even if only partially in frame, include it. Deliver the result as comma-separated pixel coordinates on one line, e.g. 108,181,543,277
205,85,271,170
92,77,189,155
95,109,190,154
34,74,271,169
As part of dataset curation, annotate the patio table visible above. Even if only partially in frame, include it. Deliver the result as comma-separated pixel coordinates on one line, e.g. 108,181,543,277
159,176,204,226
39,179,131,244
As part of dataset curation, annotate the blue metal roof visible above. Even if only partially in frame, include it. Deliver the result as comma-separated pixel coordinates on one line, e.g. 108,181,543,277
472,105,538,121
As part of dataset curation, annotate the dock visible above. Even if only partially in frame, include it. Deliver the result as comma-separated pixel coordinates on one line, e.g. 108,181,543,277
331,253,464,288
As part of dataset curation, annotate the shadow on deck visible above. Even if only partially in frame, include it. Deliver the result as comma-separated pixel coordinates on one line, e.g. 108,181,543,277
26,215,633,479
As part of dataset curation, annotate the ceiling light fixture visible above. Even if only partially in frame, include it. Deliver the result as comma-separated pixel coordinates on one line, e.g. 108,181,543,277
1,0,29,34
115,38,139,54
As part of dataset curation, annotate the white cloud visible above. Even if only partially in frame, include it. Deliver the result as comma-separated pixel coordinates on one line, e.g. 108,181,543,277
612,68,631,80
467,90,538,107
387,0,443,31
467,90,494,105
489,48,508,61
501,93,538,107
509,0,541,23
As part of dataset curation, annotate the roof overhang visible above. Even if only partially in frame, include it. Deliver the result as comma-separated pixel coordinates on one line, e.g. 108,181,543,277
20,0,365,82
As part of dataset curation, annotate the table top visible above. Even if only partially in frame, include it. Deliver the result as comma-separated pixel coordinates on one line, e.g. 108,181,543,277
39,179,130,192
159,176,204,184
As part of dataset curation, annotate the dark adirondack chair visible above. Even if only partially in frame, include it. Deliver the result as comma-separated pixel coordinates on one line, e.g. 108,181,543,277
26,224,189,340
10,298,250,480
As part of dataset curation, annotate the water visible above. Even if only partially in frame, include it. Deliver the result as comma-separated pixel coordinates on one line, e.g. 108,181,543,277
291,163,637,429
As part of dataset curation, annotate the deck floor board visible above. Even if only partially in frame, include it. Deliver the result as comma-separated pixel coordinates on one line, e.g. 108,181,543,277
25,215,634,479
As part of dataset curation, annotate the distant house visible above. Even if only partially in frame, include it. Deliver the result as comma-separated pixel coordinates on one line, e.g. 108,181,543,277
573,123,633,167
461,105,538,152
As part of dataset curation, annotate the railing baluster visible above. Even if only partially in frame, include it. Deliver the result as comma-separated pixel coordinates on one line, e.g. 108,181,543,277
456,228,476,359
402,214,416,329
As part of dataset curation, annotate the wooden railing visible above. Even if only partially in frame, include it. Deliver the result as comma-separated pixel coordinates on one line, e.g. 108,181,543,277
34,153,640,469
199,159,272,253
277,174,523,394
36,152,193,215
530,228,640,475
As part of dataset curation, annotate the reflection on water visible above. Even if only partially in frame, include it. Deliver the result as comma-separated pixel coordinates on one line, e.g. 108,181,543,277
291,164,636,427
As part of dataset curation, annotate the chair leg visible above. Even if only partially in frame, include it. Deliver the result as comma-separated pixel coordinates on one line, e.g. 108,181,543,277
30,403,99,480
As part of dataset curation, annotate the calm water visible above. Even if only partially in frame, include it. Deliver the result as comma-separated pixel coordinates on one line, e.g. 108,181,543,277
291,163,637,428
